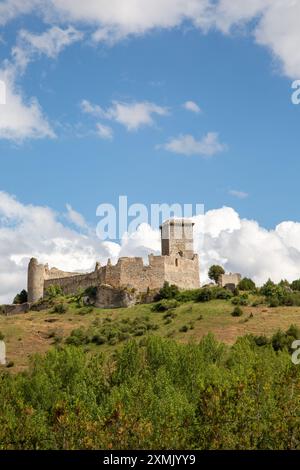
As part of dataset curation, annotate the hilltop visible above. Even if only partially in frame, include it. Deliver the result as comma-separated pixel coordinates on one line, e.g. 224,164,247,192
2,284,300,372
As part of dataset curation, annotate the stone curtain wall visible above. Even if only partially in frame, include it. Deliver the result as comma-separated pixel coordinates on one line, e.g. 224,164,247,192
42,254,200,298
164,255,200,289
219,273,241,288
28,219,201,303
44,271,99,296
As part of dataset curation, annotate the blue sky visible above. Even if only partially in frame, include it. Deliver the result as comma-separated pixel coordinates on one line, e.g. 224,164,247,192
1,1,300,300
0,5,299,228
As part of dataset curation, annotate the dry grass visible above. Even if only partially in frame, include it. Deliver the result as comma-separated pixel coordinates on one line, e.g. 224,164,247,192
1,300,300,372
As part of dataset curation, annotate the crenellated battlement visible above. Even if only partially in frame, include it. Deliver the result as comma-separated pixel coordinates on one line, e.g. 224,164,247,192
27,219,200,304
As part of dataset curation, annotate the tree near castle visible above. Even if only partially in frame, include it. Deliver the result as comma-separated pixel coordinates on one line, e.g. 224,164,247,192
208,265,225,284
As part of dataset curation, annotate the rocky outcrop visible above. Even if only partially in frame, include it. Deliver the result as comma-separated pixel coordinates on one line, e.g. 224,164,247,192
1,303,31,316
95,284,137,309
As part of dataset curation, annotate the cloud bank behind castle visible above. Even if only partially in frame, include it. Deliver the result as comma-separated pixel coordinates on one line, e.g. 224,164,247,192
1,191,300,303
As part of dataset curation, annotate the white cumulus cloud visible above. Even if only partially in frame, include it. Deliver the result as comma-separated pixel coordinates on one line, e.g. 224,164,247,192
0,64,55,142
96,123,113,140
229,189,249,199
81,99,169,131
65,203,88,229
18,26,84,59
0,25,83,142
184,100,202,114
1,1,300,78
2,192,300,303
159,132,227,157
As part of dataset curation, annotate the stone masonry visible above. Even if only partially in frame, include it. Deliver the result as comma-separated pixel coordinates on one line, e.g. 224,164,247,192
27,219,200,306
218,273,241,288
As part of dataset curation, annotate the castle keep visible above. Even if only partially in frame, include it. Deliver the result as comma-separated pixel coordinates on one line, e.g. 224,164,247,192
27,219,200,307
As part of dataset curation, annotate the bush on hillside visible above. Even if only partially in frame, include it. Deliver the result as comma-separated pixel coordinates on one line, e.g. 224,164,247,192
238,278,256,291
45,285,64,299
151,299,179,312
154,282,179,301
196,288,213,302
231,306,243,317
52,303,68,314
232,294,249,306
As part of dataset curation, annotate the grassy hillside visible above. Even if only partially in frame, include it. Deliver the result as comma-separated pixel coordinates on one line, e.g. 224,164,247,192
2,293,300,372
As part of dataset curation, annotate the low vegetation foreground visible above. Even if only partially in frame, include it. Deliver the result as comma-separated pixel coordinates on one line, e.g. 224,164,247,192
2,279,300,449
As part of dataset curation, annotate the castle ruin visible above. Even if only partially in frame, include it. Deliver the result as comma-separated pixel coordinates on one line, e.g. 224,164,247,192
27,219,200,307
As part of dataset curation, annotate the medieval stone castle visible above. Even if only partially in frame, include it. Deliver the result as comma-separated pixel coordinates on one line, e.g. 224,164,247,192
27,219,201,308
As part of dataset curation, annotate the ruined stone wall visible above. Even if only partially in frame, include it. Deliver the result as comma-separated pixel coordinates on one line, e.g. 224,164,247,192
118,257,165,291
218,273,241,288
44,270,99,295
98,257,166,292
1,303,31,316
45,266,81,280
164,254,200,289
41,253,200,297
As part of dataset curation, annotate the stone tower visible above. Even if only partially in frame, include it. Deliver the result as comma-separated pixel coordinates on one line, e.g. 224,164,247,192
27,258,45,303
160,219,195,260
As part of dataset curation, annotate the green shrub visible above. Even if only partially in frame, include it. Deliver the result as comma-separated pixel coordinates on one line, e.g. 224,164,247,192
65,328,88,346
175,289,202,302
179,325,189,332
291,279,300,292
151,299,179,312
286,324,300,339
163,312,177,321
52,303,68,314
154,282,179,301
254,335,269,347
78,306,94,315
238,278,256,291
214,288,233,300
232,294,249,306
91,334,107,345
0,331,4,340
45,285,64,299
231,306,243,317
196,288,213,302
271,330,290,352
269,297,280,308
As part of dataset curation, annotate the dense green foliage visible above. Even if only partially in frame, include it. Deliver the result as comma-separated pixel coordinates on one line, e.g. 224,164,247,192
1,333,300,450
52,303,69,314
154,282,233,304
66,315,159,347
252,325,300,353
154,282,180,301
238,278,256,291
291,279,300,292
13,289,28,305
151,299,179,312
45,285,64,299
260,279,300,307
208,265,225,284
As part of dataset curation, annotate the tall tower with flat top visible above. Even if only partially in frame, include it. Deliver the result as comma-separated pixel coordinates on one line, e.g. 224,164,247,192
160,218,195,259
